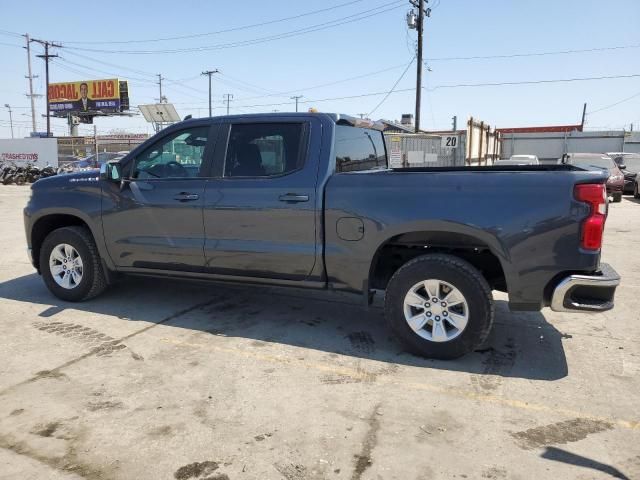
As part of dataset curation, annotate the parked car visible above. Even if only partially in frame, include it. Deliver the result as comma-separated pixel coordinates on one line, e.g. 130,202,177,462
495,154,539,166
607,152,640,195
561,153,624,202
24,113,620,359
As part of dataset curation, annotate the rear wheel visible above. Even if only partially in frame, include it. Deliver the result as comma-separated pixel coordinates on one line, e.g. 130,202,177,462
384,254,494,360
634,182,640,199
612,192,622,203
40,226,108,302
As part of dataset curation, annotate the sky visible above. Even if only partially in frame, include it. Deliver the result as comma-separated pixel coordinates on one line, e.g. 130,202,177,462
0,0,639,138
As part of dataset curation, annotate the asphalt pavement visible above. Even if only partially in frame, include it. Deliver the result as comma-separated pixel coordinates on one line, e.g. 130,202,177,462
0,185,638,480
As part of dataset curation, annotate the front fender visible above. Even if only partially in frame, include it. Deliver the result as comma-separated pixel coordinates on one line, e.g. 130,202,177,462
24,182,115,271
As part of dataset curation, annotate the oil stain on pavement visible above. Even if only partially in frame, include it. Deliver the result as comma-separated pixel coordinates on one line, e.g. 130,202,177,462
511,417,613,450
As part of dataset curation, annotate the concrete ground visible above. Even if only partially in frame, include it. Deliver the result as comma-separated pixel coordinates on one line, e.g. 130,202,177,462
0,185,638,480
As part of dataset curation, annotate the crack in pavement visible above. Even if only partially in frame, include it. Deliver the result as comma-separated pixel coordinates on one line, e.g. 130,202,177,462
351,403,381,480
0,297,220,398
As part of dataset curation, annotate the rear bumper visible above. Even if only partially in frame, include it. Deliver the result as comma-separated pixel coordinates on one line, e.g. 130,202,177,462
606,183,623,194
623,179,635,193
550,263,620,313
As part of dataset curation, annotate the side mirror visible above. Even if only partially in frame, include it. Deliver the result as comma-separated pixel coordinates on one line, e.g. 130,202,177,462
99,160,122,182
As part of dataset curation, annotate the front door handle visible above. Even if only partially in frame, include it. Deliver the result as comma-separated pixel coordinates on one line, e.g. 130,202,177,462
278,193,309,203
174,192,200,202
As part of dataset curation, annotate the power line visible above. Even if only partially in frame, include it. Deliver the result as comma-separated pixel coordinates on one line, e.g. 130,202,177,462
61,2,405,55
426,43,640,62
219,72,278,96
57,56,157,84
587,90,640,115
227,62,413,102
426,73,640,91
0,41,22,48
0,29,22,38
62,50,158,78
58,0,367,45
209,72,640,111
368,56,415,116
9,47,415,109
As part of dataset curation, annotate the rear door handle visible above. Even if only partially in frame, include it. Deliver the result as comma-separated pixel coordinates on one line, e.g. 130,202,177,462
173,192,200,202
278,193,309,203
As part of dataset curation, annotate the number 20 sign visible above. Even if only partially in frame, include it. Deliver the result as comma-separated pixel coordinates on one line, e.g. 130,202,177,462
441,136,458,149
440,135,458,148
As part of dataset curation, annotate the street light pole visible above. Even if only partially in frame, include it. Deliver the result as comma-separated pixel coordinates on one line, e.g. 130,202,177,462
4,104,14,138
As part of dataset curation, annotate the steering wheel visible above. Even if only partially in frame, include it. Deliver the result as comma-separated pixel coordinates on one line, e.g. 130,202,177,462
165,161,189,177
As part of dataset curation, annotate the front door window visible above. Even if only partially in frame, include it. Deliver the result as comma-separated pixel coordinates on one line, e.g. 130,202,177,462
133,127,210,179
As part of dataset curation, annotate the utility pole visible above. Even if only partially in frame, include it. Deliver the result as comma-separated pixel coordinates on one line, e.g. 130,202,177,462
357,113,366,119
157,74,166,103
452,115,457,131
580,102,587,130
223,94,233,115
24,34,40,134
290,95,303,112
4,104,14,138
408,0,430,133
33,38,61,138
201,69,219,117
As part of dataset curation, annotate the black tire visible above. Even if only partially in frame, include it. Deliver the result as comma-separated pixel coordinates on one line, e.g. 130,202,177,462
634,183,640,199
612,192,622,203
40,226,108,302
384,254,494,360
14,175,25,186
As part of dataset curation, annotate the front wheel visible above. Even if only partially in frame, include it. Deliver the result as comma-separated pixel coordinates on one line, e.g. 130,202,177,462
384,254,494,360
634,183,640,199
612,192,622,203
40,226,108,302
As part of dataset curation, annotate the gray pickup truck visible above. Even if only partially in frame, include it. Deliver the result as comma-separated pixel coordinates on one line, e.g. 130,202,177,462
24,113,620,359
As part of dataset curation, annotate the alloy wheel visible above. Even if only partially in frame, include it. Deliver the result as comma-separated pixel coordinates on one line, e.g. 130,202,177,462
403,279,469,342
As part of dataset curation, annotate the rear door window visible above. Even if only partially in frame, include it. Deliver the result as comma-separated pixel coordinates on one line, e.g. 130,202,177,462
334,125,387,172
223,123,308,177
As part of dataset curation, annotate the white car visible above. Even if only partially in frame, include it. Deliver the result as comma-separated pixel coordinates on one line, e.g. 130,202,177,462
494,154,540,166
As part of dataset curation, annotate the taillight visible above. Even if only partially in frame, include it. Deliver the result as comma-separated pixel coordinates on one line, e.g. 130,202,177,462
574,183,607,250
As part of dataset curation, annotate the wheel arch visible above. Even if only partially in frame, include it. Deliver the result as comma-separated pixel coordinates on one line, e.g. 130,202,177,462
30,209,110,272
368,228,510,295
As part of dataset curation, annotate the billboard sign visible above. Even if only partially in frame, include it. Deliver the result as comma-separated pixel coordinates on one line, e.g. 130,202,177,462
48,79,123,114
0,138,58,168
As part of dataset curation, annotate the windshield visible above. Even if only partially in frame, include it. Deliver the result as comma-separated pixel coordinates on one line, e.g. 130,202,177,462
571,157,615,170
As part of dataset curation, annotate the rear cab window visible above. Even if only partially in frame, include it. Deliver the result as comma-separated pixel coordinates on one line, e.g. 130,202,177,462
334,125,387,172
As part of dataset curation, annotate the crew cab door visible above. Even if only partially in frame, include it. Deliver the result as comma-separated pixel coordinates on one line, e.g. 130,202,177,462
202,117,321,280
102,122,217,271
